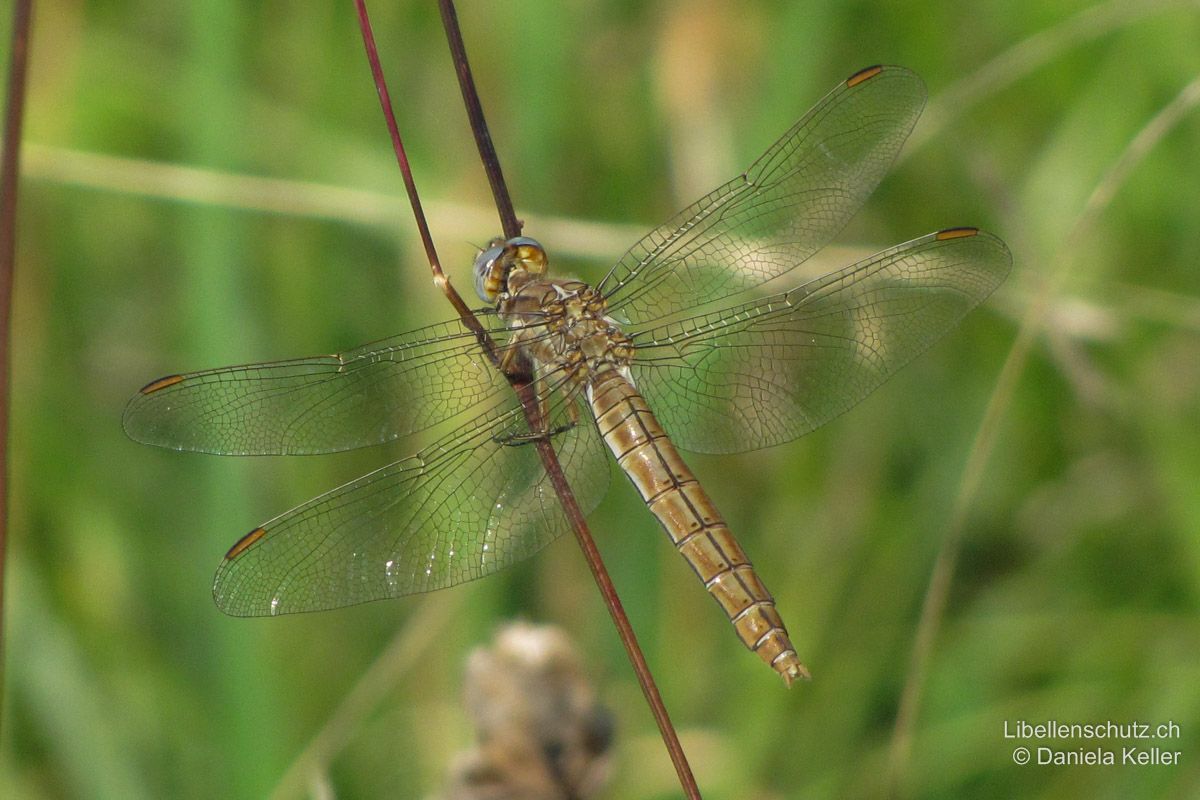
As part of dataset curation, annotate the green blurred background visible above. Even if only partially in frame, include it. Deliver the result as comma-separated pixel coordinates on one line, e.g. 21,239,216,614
4,0,1200,797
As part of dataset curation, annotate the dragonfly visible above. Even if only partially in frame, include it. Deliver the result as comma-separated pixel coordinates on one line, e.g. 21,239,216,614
125,65,1010,685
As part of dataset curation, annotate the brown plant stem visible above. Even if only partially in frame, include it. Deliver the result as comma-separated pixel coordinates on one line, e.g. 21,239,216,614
352,0,486,343
354,2,701,796
437,0,521,241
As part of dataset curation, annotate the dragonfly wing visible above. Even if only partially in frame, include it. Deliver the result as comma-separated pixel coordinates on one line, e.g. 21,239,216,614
212,384,610,615
123,316,509,455
598,65,926,324
631,229,1012,454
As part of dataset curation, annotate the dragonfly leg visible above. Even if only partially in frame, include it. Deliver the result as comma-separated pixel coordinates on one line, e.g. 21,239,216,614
494,421,577,447
493,373,582,447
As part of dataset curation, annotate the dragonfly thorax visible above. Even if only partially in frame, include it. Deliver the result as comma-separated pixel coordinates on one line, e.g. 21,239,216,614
478,236,634,385
498,275,634,386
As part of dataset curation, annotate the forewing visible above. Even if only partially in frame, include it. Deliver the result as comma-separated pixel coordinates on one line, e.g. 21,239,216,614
123,317,508,455
212,384,611,615
630,229,1012,454
598,65,926,323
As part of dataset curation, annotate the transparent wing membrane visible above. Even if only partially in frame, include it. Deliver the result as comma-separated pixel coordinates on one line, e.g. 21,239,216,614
213,372,610,615
123,318,507,455
630,229,1011,454
598,65,926,324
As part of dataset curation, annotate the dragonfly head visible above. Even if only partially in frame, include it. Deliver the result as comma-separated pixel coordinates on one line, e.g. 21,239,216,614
473,236,548,303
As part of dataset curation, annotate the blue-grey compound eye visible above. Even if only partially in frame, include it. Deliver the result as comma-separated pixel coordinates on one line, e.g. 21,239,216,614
506,236,542,249
473,243,506,302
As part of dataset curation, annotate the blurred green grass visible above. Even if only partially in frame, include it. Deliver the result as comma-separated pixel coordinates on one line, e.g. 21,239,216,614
4,0,1200,798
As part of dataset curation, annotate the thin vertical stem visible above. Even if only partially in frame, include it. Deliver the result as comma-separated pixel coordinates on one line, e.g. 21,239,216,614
0,0,35,735
353,0,486,346
437,0,521,240
354,2,701,796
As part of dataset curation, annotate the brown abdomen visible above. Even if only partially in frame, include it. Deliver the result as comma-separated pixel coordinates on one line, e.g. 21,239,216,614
587,369,810,685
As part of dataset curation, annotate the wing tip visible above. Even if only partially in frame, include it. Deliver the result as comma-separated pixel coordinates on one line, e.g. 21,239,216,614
846,64,885,88
224,527,267,561
936,226,1013,264
138,374,186,395
845,64,923,88
935,226,980,241
932,227,1014,289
